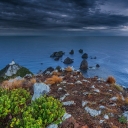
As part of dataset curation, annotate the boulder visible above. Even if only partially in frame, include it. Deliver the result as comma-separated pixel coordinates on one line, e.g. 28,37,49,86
63,57,74,64
80,59,88,71
43,67,54,74
79,49,83,53
32,83,50,101
50,51,65,58
82,53,88,59
56,66,62,72
69,50,74,54
96,64,100,68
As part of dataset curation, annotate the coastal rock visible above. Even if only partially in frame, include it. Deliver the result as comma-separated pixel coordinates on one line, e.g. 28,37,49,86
82,53,88,59
96,64,100,68
62,101,75,106
47,124,58,128
80,59,88,71
69,49,74,54
50,51,65,58
55,66,62,72
63,57,74,64
0,61,32,77
43,67,54,74
79,49,83,53
85,107,101,117
32,83,50,101
0,61,20,77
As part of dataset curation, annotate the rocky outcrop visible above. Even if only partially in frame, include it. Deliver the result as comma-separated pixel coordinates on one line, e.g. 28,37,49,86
32,83,50,101
0,61,32,77
82,53,88,59
69,49,74,54
80,59,88,71
50,51,65,58
79,49,83,53
96,64,100,68
63,57,74,64
43,67,54,74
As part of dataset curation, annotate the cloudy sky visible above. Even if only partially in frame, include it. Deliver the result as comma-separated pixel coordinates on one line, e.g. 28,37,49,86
1,0,128,35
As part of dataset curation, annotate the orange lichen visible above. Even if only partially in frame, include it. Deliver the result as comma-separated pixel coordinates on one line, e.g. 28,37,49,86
106,76,116,84
65,66,73,72
45,75,62,85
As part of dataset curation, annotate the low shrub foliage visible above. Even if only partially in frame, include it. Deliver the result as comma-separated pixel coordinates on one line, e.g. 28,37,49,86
0,88,65,128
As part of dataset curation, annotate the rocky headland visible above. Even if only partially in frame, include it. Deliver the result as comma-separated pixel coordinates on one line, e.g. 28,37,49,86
0,60,128,128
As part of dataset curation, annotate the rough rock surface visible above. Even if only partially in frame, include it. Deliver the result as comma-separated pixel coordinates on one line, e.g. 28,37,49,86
80,59,88,71
69,50,74,54
82,53,88,59
63,57,74,64
79,49,83,53
32,83,50,101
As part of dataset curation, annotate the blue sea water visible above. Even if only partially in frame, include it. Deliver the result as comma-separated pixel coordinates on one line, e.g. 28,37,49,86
0,36,128,87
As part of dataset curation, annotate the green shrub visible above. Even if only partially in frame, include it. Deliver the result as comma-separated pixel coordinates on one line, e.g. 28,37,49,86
0,88,65,128
118,116,127,124
0,88,31,127
11,96,65,128
15,67,33,77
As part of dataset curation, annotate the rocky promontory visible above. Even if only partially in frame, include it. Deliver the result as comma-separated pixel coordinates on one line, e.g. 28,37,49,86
0,65,128,128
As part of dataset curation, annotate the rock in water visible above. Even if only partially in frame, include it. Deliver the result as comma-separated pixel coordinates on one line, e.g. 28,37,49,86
80,59,88,71
43,67,54,74
32,83,50,101
82,53,88,59
96,64,100,68
69,49,74,54
79,49,83,53
63,57,74,64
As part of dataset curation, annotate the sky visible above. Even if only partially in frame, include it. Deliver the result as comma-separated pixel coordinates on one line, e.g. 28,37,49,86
1,0,128,35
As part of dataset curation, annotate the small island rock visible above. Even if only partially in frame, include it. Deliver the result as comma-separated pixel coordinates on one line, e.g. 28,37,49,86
80,59,88,71
63,57,74,64
69,49,74,54
82,53,88,59
79,49,83,53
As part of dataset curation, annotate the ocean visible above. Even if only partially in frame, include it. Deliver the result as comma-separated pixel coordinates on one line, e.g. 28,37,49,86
0,36,128,87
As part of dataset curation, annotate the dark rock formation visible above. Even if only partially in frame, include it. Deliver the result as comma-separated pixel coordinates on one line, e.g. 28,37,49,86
80,59,88,71
54,57,59,61
63,57,74,64
96,64,100,68
50,51,65,58
91,56,97,59
56,66,62,72
82,53,88,59
43,67,54,74
79,49,83,53
69,49,74,54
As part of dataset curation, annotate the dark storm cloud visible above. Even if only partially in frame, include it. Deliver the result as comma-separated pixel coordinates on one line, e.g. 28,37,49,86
0,0,128,32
